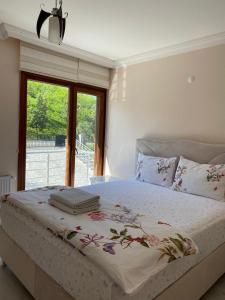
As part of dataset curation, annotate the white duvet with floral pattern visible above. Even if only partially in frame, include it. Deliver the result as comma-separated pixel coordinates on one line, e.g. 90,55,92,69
1,186,198,294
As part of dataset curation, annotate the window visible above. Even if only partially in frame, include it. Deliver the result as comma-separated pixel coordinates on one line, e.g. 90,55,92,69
18,72,106,190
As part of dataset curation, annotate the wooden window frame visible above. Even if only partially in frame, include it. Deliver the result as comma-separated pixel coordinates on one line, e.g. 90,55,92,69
18,71,106,191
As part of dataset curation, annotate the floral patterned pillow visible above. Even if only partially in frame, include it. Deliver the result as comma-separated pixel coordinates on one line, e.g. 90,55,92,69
172,156,225,201
136,153,178,187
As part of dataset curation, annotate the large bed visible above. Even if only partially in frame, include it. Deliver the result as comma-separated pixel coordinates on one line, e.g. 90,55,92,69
1,138,225,300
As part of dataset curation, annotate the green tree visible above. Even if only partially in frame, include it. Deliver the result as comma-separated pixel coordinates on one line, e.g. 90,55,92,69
27,81,97,147
29,95,48,138
77,93,96,144
27,80,68,139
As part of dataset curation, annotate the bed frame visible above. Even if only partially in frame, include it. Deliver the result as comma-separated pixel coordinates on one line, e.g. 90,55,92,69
1,137,225,300
1,226,225,300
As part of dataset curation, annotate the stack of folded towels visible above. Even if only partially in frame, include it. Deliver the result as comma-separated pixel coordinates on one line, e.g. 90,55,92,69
48,189,100,215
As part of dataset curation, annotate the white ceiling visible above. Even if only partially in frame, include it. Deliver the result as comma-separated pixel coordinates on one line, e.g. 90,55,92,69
0,0,225,61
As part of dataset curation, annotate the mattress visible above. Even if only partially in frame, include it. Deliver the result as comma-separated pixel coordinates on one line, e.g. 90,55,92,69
1,179,225,300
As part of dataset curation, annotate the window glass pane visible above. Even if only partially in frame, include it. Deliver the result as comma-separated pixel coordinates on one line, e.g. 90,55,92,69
26,80,69,189
74,92,97,187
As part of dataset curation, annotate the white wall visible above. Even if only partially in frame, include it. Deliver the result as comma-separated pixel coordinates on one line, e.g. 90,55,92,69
105,44,225,178
0,38,20,191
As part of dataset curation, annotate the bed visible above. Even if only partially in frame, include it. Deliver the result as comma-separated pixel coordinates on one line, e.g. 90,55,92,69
1,138,225,300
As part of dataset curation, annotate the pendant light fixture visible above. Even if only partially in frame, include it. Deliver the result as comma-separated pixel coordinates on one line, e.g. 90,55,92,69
36,0,68,45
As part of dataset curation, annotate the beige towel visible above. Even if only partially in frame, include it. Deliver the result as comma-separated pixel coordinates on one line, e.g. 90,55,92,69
50,188,100,209
48,198,100,215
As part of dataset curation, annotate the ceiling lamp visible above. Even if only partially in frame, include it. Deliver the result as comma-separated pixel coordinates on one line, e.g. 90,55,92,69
36,0,68,45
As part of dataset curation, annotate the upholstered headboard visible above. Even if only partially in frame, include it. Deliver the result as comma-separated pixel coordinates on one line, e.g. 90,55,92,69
136,138,225,164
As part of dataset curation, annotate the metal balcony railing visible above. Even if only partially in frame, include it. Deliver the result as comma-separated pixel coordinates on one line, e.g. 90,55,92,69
26,139,94,190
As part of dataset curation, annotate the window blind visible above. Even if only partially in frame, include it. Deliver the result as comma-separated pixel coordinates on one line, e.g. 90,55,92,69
20,42,110,89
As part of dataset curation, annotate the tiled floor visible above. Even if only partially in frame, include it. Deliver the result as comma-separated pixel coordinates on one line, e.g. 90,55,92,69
0,258,225,300
0,259,33,300
200,275,225,300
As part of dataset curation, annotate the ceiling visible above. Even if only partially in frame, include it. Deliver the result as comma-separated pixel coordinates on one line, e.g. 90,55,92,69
0,0,225,61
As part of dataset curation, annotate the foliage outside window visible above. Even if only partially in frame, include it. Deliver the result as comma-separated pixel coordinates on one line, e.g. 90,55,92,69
27,81,97,147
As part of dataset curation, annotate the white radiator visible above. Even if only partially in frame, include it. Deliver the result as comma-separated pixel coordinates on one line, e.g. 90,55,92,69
0,176,11,196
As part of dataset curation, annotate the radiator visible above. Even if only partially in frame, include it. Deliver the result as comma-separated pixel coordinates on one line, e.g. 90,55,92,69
0,176,11,196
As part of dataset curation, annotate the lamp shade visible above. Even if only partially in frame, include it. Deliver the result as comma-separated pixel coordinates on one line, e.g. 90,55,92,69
48,16,62,45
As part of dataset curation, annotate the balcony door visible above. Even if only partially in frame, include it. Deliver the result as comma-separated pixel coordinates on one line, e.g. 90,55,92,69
18,72,106,190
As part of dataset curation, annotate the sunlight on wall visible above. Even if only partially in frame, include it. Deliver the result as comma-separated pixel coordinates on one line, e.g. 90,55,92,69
121,64,127,102
109,65,127,103
105,64,128,176
109,67,118,102
104,156,111,176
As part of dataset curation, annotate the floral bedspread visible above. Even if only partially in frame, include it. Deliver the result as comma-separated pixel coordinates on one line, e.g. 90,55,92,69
1,186,198,294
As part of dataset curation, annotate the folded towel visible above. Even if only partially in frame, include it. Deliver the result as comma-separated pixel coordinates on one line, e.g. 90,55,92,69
50,189,100,209
48,198,100,215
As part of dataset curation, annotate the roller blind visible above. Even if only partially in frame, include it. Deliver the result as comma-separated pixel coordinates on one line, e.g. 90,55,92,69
20,42,110,89
78,60,110,89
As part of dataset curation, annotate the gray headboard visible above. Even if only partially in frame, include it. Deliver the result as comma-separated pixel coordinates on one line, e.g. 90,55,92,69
136,138,225,164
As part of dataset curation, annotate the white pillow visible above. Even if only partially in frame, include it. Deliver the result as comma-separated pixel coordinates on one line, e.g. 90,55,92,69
136,153,177,187
172,156,225,201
